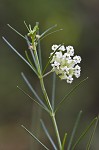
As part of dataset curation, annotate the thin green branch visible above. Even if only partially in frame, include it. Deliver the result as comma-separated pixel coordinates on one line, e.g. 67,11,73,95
86,115,99,150
55,77,88,113
71,117,97,150
25,50,37,73
2,37,38,76
17,86,49,113
33,43,41,76
24,21,30,32
51,113,62,150
52,72,56,110
40,29,63,41
40,24,57,38
62,133,67,150
36,22,42,71
40,119,58,150
21,72,49,110
43,70,53,78
7,24,25,39
21,125,49,150
67,110,82,150
25,36,39,71
40,77,52,111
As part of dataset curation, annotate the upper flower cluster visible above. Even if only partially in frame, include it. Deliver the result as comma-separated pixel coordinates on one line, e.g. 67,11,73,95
50,45,81,83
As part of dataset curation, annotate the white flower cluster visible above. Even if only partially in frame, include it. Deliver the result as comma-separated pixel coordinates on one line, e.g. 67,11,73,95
50,45,81,83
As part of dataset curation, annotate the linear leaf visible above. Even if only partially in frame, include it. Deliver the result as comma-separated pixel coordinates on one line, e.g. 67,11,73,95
36,22,42,71
25,36,38,70
7,24,25,39
2,37,38,76
40,119,58,150
86,115,99,150
40,24,57,38
55,77,88,113
21,125,49,150
17,86,49,112
62,133,67,150
40,29,63,41
24,21,30,32
21,72,48,111
67,110,82,150
71,117,97,150
25,50,37,73
52,72,56,110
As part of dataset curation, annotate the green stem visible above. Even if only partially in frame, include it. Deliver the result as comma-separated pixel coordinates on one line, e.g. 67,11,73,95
40,77,52,111
39,77,62,150
51,113,62,150
33,41,41,75
43,70,53,78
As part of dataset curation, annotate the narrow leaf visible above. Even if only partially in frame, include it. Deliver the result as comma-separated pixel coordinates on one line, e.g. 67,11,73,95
52,72,56,110
40,24,57,38
7,24,25,39
67,110,82,150
2,37,38,76
36,22,42,71
40,29,63,41
43,44,62,74
21,72,48,111
17,86,49,112
21,125,49,150
55,77,88,113
62,133,67,150
25,50,37,72
43,70,53,78
25,36,38,71
40,119,58,150
71,117,97,150
24,21,30,32
86,115,99,150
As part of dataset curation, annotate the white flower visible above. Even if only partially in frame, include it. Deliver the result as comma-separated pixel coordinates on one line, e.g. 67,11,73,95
52,45,59,51
50,44,81,83
55,51,62,59
52,44,66,51
74,65,81,78
73,55,81,64
66,46,74,56
51,61,60,70
66,75,73,83
63,53,71,60
75,65,81,71
58,45,65,51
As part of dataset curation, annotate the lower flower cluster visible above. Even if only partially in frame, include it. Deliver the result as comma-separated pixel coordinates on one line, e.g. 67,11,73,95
50,45,81,83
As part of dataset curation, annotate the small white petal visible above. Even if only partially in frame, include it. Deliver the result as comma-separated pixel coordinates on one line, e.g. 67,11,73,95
59,45,66,51
55,51,62,58
52,45,59,51
66,75,73,83
73,56,81,63
66,46,74,56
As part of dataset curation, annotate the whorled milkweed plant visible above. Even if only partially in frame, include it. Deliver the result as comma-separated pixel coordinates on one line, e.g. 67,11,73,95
2,22,99,150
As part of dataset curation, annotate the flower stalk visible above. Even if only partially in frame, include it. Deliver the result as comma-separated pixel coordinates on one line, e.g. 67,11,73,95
39,76,62,150
51,112,62,150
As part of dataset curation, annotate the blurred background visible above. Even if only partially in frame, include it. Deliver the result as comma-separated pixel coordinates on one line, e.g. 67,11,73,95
0,0,99,149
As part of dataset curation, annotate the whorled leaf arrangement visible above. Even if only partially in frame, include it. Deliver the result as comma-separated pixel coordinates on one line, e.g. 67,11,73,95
2,22,98,150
